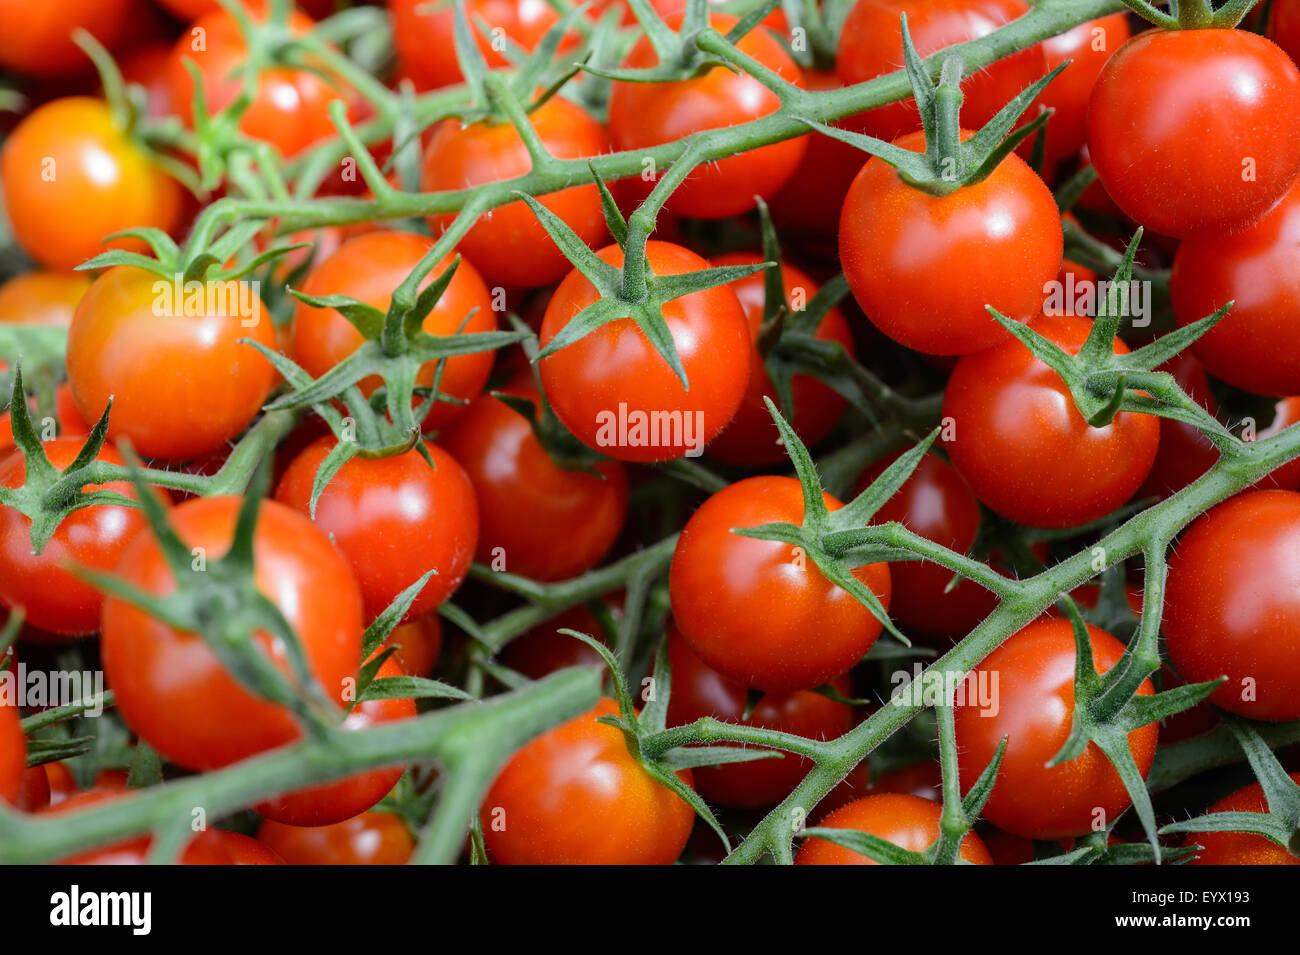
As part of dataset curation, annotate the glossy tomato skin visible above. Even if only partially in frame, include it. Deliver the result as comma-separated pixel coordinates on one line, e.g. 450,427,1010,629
290,230,497,431
380,615,443,677
1172,179,1300,397
1088,29,1300,238
481,698,695,865
275,438,479,622
706,253,856,466
608,14,806,219
0,0,134,77
1032,14,1131,166
422,98,609,289
67,266,276,462
836,0,1044,143
670,476,891,693
256,659,416,826
840,131,1062,356
1,98,182,272
258,811,415,864
954,619,1158,839
665,626,854,808
0,440,158,636
1186,772,1300,865
1137,352,1220,500
499,600,615,679
796,793,993,864
439,378,627,581
1253,397,1300,492
0,272,91,327
101,497,364,771
1164,491,1300,722
538,241,751,463
943,316,1160,528
0,702,23,807
1271,0,1300,66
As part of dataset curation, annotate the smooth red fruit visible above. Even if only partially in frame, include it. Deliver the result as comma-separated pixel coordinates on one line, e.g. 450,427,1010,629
0,272,91,327
0,0,135,77
0,703,23,807
1185,772,1300,865
499,600,617,680
1032,14,1131,166
796,793,993,864
379,616,443,677
258,811,415,864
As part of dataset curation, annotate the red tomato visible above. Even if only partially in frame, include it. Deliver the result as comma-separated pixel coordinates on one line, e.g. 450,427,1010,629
1136,352,1220,500
1164,490,1300,722
0,272,90,327
664,625,855,808
1172,179,1300,397
499,601,615,679
835,0,1045,143
120,41,177,120
1253,397,1300,491
439,377,627,581
14,764,51,813
481,698,695,864
0,702,23,807
1088,28,1300,238
1271,0,1300,66
840,130,1062,356
275,438,479,622
607,14,806,219
796,793,992,864
954,619,1158,839
869,761,943,802
258,811,415,865
256,659,416,827
0,0,135,77
379,615,443,677
0,385,89,462
538,241,751,463
1032,14,1131,166
421,98,609,289
289,230,497,431
101,496,364,771
1,98,182,272
669,475,891,693
942,315,1160,528
0,439,158,636
67,266,276,462
705,253,855,466
1158,665,1218,746
1185,772,1300,865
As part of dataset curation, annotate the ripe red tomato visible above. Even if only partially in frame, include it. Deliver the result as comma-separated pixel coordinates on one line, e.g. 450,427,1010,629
942,315,1160,528
868,761,943,802
1185,772,1300,865
67,266,277,462
836,0,1045,143
290,230,497,431
258,811,415,865
0,0,135,77
1,98,182,272
796,793,993,864
439,377,627,581
481,698,695,864
0,386,89,463
1088,28,1300,238
1164,490,1300,722
954,619,1159,839
0,702,23,807
379,615,443,677
0,439,159,636
275,438,479,622
1172,179,1300,397
1032,14,1131,167
670,475,891,693
1271,0,1300,66
421,98,609,289
1136,352,1220,500
256,658,416,826
538,241,751,463
101,496,364,771
665,625,854,808
607,13,806,219
0,272,90,327
499,601,616,679
705,253,855,466
840,130,1062,356
1252,397,1300,492
14,764,51,813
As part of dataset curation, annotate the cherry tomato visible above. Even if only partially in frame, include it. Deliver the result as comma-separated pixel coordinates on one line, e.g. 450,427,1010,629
1088,28,1300,238
101,496,364,771
500,601,616,679
258,811,415,864
942,315,1160,528
705,253,855,466
796,793,992,864
439,377,627,581
1164,490,1300,722
290,230,497,431
869,761,943,802
481,698,695,864
0,439,158,636
0,702,23,807
0,272,90,327
1172,179,1300,397
421,97,610,289
1158,665,1218,746
1185,772,1300,865
1136,352,1220,500
836,0,1045,144
607,13,806,219
0,0,135,77
954,619,1158,839
1,98,182,272
1032,14,1131,166
538,241,751,463
379,615,443,677
1253,397,1300,491
0,385,89,462
840,130,1062,355
670,475,891,693
276,438,478,622
1270,0,1300,66
14,764,51,813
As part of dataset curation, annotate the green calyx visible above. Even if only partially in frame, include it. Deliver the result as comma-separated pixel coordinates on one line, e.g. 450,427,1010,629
1121,0,1263,30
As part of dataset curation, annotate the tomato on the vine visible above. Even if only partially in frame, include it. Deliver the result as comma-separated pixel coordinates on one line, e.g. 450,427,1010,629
258,811,415,865
1185,772,1300,866
0,272,91,328
538,241,751,463
499,600,618,679
670,475,891,693
1030,14,1131,168
481,698,695,865
1136,352,1220,500
379,615,443,678
0,386,89,463
0,702,24,808
0,0,135,78
796,793,993,864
